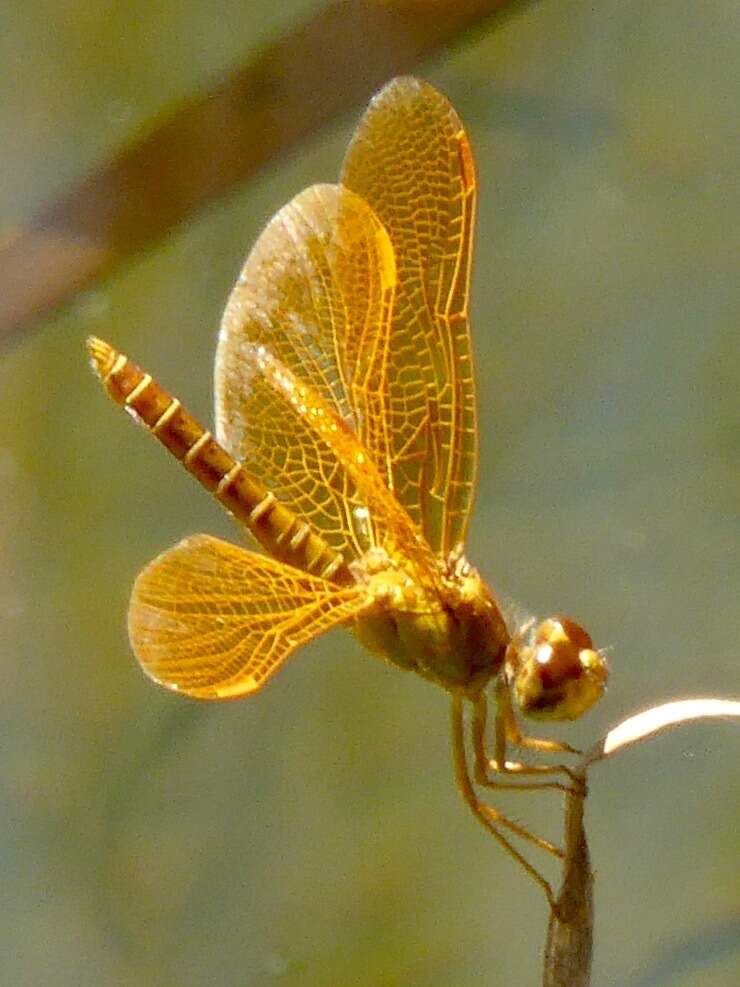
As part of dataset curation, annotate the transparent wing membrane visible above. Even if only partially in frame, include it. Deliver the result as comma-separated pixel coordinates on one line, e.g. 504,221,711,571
242,346,437,578
342,77,478,555
216,183,399,561
129,534,366,700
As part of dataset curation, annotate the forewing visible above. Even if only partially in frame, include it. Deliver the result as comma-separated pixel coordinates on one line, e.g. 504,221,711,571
244,348,437,578
341,77,478,556
216,183,396,561
129,534,366,700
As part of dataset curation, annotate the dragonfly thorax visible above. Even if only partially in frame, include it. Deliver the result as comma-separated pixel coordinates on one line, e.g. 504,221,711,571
353,548,508,694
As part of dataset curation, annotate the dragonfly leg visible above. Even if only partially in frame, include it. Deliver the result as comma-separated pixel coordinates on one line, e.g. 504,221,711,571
499,678,581,755
472,688,581,788
451,694,560,909
495,683,581,782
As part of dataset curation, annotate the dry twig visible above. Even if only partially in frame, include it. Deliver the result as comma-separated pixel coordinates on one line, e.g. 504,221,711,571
542,698,740,986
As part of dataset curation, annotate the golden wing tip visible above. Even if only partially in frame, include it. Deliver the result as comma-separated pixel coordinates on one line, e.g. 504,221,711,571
149,672,263,702
214,677,262,700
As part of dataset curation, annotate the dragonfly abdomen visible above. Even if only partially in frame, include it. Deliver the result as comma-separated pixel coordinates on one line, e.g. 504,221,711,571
87,337,350,584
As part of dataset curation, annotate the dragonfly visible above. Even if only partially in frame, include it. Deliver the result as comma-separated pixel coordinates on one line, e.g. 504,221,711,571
88,76,608,905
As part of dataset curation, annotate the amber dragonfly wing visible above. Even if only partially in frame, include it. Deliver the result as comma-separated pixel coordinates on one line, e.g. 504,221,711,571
217,182,395,560
129,534,367,699
216,182,435,576
341,77,478,557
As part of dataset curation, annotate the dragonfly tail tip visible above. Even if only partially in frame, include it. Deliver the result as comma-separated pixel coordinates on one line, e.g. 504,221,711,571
86,335,117,380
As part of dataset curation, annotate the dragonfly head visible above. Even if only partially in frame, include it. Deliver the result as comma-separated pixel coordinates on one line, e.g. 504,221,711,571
509,616,608,721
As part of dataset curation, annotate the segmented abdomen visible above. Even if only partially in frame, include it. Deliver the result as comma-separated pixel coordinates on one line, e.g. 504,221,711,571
87,337,351,584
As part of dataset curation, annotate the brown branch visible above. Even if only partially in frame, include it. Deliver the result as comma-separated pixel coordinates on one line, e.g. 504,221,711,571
543,771,592,987
0,0,517,346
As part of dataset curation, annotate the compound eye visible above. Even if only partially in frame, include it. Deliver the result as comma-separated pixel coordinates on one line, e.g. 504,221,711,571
536,616,593,652
533,639,583,691
515,615,608,721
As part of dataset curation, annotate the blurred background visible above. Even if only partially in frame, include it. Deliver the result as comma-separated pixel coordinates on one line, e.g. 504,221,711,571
1,1,738,984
